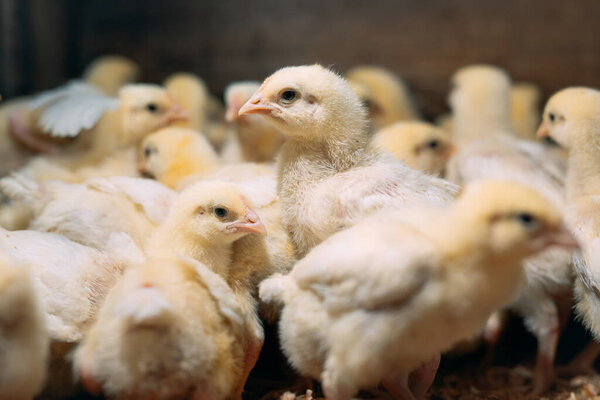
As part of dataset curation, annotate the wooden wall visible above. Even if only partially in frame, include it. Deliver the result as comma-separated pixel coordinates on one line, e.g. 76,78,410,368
2,0,600,118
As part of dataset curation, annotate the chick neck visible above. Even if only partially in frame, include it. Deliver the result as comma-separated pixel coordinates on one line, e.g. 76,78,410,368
565,121,600,200
453,98,512,146
148,221,234,278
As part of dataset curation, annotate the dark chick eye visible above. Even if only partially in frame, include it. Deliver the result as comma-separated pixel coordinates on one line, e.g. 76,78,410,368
281,90,297,102
214,207,228,218
144,147,152,158
146,103,159,113
549,113,556,122
515,212,538,228
427,140,440,150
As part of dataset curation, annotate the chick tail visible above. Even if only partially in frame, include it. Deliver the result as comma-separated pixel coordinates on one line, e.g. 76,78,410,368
0,173,42,207
259,273,295,305
112,286,175,329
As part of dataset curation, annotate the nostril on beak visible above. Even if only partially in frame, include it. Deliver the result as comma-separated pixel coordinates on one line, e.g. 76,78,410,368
248,215,257,223
250,97,261,105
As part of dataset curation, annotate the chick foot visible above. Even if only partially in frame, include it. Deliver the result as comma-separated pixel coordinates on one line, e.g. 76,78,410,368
557,341,600,377
532,323,559,395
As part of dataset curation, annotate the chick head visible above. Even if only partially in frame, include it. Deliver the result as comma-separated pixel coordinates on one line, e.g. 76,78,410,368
119,84,189,144
536,87,600,149
168,180,267,245
372,121,453,174
138,127,219,188
449,64,511,116
238,64,367,139
224,81,261,122
82,55,141,96
452,180,578,261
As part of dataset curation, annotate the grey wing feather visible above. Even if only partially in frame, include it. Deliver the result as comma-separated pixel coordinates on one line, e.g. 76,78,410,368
28,80,101,109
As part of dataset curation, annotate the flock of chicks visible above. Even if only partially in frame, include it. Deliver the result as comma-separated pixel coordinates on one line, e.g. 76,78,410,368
0,54,598,400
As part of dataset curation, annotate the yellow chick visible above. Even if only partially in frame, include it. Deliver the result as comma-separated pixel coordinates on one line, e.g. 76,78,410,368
82,54,141,96
74,256,250,400
239,64,456,257
447,64,573,394
224,81,286,162
164,72,209,132
139,127,274,190
371,121,454,176
346,65,421,130
260,180,578,400
537,87,600,375
0,250,49,400
510,82,542,140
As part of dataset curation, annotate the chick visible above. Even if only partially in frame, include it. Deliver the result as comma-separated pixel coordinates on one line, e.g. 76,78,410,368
11,83,188,171
511,82,542,140
82,54,141,96
346,65,421,131
371,121,454,176
164,72,209,132
74,256,250,400
447,64,573,393
537,87,600,373
260,180,578,400
239,64,457,257
0,174,176,251
139,127,274,190
223,81,286,162
0,250,49,400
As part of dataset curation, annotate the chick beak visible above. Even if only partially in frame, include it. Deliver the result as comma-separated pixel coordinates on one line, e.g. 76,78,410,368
228,206,267,235
536,122,550,139
165,102,189,123
238,94,277,117
544,225,579,250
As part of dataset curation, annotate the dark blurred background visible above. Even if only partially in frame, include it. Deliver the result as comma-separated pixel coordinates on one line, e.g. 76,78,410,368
2,0,600,118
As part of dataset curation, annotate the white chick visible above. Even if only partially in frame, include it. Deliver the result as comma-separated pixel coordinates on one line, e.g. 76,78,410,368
139,127,274,190
511,82,542,140
447,64,573,394
223,81,286,162
82,54,141,96
239,64,457,257
371,121,454,176
260,180,578,400
0,250,49,400
537,87,600,374
0,174,176,251
74,256,251,400
346,65,421,131
164,72,209,132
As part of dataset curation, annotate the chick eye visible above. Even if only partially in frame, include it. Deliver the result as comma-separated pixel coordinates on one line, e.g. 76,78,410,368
514,213,539,229
549,113,556,122
214,207,228,218
144,146,152,158
281,90,297,103
146,103,159,113
427,140,440,150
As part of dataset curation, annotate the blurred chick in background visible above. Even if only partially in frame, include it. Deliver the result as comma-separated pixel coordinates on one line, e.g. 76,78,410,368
510,82,542,140
346,65,421,131
260,180,577,400
82,54,141,96
239,64,456,257
447,64,573,394
371,121,454,176
0,250,48,400
222,81,285,163
537,87,600,375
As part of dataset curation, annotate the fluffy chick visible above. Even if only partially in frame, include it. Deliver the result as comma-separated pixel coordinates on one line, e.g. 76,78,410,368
223,81,286,162
537,87,600,372
82,54,141,96
0,250,49,400
447,64,573,394
164,72,210,132
346,65,421,131
239,64,457,257
260,180,577,400
74,256,250,400
0,174,175,251
511,82,542,140
371,121,453,175
139,127,274,190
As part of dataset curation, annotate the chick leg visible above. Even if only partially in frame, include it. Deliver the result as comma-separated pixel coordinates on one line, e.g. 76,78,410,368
557,341,600,376
321,361,358,400
382,373,417,400
409,353,441,399
232,335,264,400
